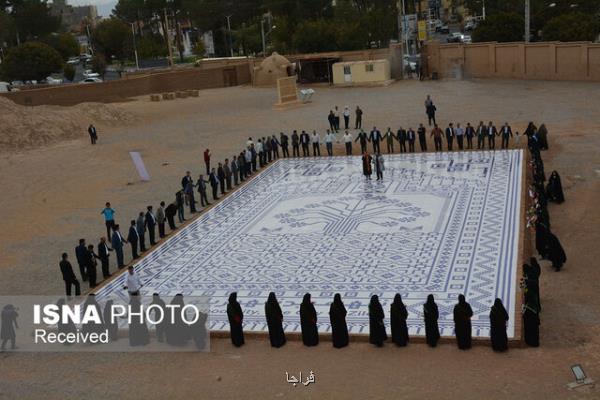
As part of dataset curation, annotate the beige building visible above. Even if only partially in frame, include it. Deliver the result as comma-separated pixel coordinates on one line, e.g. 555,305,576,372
50,0,98,32
332,59,392,86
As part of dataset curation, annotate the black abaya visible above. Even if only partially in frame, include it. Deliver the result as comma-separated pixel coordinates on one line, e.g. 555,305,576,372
390,294,409,347
128,296,150,346
546,171,564,203
423,295,440,347
265,292,286,348
523,304,540,347
103,300,119,341
489,299,509,352
299,294,319,346
453,295,473,350
368,295,387,346
546,231,567,270
227,292,245,347
329,294,349,348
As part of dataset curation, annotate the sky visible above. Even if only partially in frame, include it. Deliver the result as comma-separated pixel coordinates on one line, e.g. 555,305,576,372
68,0,117,17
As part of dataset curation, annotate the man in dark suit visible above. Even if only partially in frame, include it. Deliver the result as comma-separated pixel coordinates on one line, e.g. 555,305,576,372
60,253,81,297
217,163,226,195
165,203,177,230
487,121,498,150
75,238,88,281
111,225,127,268
197,174,210,207
127,220,139,260
417,124,427,152
465,122,475,149
280,132,289,158
209,168,219,200
407,128,416,152
355,129,369,153
291,130,300,157
136,212,146,252
146,206,157,246
397,127,407,153
88,124,98,144
500,122,513,149
97,237,113,278
445,123,455,151
476,121,486,150
181,171,193,190
369,127,382,153
300,130,310,157
85,244,99,288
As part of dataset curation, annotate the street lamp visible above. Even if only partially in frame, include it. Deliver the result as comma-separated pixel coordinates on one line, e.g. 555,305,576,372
131,23,139,70
261,14,275,57
225,15,233,57
525,1,560,43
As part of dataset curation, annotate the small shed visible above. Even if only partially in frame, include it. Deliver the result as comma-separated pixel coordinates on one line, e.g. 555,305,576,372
332,59,392,86
253,52,293,86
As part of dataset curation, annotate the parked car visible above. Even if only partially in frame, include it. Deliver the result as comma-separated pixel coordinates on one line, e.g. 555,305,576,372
439,24,450,34
67,57,80,65
403,54,420,72
0,81,14,92
81,77,103,83
447,32,464,43
464,21,476,31
80,53,93,62
45,76,63,85
462,35,472,44
83,69,100,78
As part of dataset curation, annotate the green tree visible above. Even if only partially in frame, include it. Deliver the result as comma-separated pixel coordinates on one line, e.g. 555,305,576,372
193,40,206,58
11,0,60,41
92,17,132,60
42,33,80,61
472,12,524,42
0,10,15,47
0,41,63,81
91,53,107,78
543,13,599,42
136,34,168,59
292,19,336,53
233,22,262,55
63,63,75,81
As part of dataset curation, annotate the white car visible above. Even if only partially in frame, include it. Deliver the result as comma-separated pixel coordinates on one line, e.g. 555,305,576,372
67,57,80,65
83,69,100,78
46,76,63,85
80,53,93,62
81,77,103,83
462,35,472,43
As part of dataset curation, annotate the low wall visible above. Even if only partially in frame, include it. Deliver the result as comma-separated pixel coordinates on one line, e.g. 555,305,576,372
426,41,600,81
0,63,252,106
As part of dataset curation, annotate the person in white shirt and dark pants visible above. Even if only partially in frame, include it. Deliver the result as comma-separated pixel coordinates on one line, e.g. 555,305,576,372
324,130,335,156
124,266,142,297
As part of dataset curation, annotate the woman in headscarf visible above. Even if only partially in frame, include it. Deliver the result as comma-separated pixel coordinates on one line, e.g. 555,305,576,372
546,171,564,203
128,295,150,346
265,292,286,348
191,311,208,351
56,298,76,345
0,304,18,351
166,294,191,346
299,293,318,347
423,294,440,347
453,295,473,350
525,258,541,312
227,292,245,347
368,295,387,347
535,220,550,260
537,123,549,150
329,293,349,348
103,299,119,341
523,300,540,347
390,294,409,347
489,298,509,352
362,152,373,180
546,231,567,271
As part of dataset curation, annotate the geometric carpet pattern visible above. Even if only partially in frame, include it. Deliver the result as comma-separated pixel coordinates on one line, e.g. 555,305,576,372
95,150,523,338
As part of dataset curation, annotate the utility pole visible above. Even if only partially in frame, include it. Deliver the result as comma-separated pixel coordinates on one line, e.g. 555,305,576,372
164,8,174,67
482,0,486,20
226,15,233,57
261,17,266,57
131,23,139,70
524,0,530,42
397,0,405,79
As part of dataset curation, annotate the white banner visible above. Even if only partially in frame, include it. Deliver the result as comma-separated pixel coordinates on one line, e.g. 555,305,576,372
129,151,151,181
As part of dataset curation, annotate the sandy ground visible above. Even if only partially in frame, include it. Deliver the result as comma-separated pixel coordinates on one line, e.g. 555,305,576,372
0,79,599,399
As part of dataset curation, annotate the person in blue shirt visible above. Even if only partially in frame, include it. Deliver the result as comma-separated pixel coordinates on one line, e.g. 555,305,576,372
101,202,116,240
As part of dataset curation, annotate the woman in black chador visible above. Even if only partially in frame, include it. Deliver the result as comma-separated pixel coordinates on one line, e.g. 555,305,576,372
453,295,473,350
329,293,349,348
489,298,509,352
103,299,119,341
523,300,540,347
166,294,191,346
82,294,104,336
423,294,440,347
368,295,387,347
546,171,564,204
299,293,319,346
546,230,567,271
227,292,244,347
56,298,76,345
265,292,286,348
390,293,409,347
128,295,150,346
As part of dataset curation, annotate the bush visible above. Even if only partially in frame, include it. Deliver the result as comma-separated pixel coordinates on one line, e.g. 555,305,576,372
42,33,80,61
63,63,76,81
543,13,600,42
91,54,107,78
0,41,63,81
137,34,168,59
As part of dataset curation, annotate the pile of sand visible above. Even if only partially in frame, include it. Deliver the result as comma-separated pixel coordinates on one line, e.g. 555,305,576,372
0,97,136,151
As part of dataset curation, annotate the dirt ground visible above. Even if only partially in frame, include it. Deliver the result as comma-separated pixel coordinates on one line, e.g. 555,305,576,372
0,79,599,399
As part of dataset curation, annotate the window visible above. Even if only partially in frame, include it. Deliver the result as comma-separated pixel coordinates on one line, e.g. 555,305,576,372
365,63,374,72
343,65,351,75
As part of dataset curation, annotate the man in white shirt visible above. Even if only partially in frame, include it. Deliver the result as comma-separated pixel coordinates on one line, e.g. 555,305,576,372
343,106,351,130
343,130,353,155
455,123,465,150
246,137,254,147
123,266,142,297
324,130,335,156
311,131,321,156
255,139,264,167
